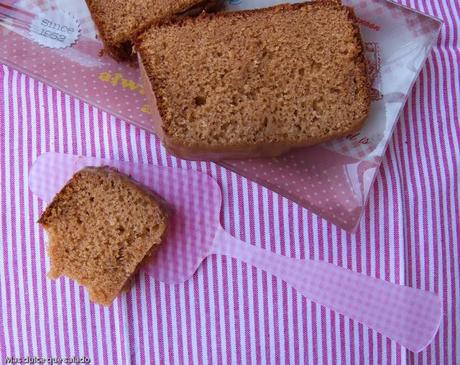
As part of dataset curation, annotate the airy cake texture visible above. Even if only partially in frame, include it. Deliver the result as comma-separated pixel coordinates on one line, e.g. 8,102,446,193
38,167,168,305
85,0,213,60
138,2,371,160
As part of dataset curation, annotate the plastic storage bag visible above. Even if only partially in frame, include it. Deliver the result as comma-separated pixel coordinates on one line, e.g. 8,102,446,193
0,0,442,230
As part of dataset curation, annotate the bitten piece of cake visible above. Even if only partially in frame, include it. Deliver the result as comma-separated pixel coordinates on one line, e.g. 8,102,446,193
38,166,168,306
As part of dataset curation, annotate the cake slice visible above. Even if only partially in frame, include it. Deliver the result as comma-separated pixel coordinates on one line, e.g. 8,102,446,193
137,2,371,160
38,167,168,306
85,0,217,60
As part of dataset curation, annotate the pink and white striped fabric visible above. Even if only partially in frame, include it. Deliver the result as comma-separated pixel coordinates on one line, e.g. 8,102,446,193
0,0,458,364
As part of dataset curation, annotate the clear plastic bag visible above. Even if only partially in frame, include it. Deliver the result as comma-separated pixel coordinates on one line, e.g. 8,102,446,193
0,0,441,230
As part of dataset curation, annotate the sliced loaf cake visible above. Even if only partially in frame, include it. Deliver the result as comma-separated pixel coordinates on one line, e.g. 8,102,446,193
85,0,217,60
138,2,371,160
38,167,168,305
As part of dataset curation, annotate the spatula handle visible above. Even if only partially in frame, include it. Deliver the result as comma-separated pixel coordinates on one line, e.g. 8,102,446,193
212,227,441,352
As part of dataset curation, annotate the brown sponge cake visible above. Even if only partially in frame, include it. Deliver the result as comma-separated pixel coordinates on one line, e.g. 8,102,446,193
85,0,213,60
138,2,371,160
38,167,168,306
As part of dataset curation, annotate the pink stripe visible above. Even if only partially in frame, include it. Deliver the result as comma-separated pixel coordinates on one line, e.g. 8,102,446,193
201,257,214,364
14,70,30,358
0,67,5,363
0,66,12,359
165,286,176,362
7,69,25,358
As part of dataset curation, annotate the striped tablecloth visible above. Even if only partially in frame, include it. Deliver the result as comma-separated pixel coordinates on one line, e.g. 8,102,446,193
0,0,458,364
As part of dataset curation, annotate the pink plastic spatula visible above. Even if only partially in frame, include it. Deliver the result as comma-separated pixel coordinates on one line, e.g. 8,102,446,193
29,153,442,352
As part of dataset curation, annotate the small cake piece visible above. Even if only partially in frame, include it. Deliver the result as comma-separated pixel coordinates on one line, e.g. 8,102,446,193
137,2,371,160
38,167,168,305
85,0,216,60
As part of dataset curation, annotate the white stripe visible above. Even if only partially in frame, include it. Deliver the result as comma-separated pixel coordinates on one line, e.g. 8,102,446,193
55,90,64,153
73,99,82,155
102,307,114,365
341,228,351,365
112,300,125,364
220,170,237,364
170,285,181,365
28,76,48,358
129,125,139,163
110,115,120,160
21,74,38,356
119,121,130,161
131,286,141,364
64,95,73,154
413,80,428,292
296,207,306,365
252,186,266,365
262,188,276,365
139,128,148,163
177,283,189,365
305,212,315,365
368,179,383,364
273,195,287,364
158,282,170,365
282,199,296,365
101,112,110,158
306,300,316,365
82,294,95,361
92,107,101,158
187,273,200,365
389,123,408,289
419,64,438,297
122,296,132,364
196,265,209,365
242,179,257,365
210,164,228,365
377,175,389,364
384,157,397,285
231,173,247,365
208,164,224,364
148,281,161,365
92,305,105,363
349,218,360,365
355,222,370,363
